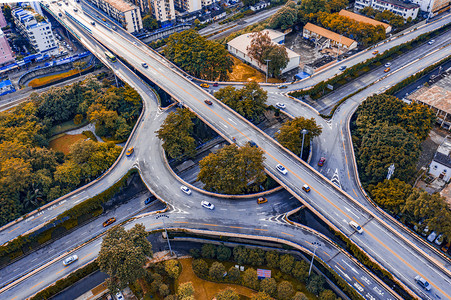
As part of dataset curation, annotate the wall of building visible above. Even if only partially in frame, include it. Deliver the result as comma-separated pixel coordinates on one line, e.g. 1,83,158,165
0,30,14,66
429,161,451,181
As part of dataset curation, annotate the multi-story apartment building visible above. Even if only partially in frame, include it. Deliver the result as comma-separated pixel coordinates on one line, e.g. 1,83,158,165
174,0,201,13
354,0,420,19
89,0,143,33
410,0,450,15
148,0,175,22
12,9,58,55
0,29,14,66
0,9,8,28
200,0,219,7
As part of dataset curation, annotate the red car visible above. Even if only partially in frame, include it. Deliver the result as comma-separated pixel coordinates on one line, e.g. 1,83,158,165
213,82,219,87
318,157,326,166
204,100,213,105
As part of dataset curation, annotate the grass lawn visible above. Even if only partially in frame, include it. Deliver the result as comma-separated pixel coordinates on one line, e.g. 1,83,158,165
227,56,283,84
178,258,256,299
49,134,86,155
50,119,88,136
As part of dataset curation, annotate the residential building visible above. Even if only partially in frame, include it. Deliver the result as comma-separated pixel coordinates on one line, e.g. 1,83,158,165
198,7,226,23
201,0,220,6
0,29,14,66
148,0,175,22
12,9,58,55
28,1,43,16
429,136,451,182
89,0,143,32
303,23,358,52
174,0,201,13
410,0,450,15
227,29,301,74
0,9,8,28
0,79,15,96
354,0,419,20
338,9,392,33
250,1,270,11
129,0,151,14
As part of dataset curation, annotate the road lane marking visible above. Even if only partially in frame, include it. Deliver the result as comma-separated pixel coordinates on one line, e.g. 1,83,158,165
353,276,365,287
10,297,17,300
281,232,294,237
8,226,19,233
229,226,243,229
174,221,189,224
202,223,220,227
323,251,330,257
30,281,44,290
81,252,93,260
56,267,69,275
353,189,358,197
336,262,345,270
254,228,268,231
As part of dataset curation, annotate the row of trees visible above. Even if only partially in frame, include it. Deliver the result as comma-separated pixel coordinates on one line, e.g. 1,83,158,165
0,76,141,226
361,7,407,27
191,244,338,298
164,30,233,81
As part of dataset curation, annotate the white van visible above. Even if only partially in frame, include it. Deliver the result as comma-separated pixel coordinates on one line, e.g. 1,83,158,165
427,231,437,243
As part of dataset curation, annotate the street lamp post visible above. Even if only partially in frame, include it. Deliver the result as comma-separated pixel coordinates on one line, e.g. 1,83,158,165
156,214,173,256
265,59,271,83
300,129,308,159
308,242,321,276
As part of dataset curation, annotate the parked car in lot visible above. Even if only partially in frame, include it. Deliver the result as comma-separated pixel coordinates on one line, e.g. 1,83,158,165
103,217,116,227
126,147,134,156
276,164,287,175
180,185,192,195
318,157,326,166
201,201,215,210
441,241,450,252
200,83,209,88
427,231,437,242
257,197,268,204
349,221,363,234
204,99,212,105
434,233,444,246
415,275,431,291
276,103,286,109
302,184,310,192
62,255,78,266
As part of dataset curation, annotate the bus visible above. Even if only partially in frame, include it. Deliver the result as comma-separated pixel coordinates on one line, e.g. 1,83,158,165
105,51,117,62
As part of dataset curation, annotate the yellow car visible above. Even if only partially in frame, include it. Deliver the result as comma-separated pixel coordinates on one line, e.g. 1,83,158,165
126,147,134,156
200,83,210,88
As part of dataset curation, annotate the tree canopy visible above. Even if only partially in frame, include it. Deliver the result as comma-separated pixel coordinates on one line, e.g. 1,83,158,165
164,30,233,81
156,108,197,160
143,14,159,30
97,224,153,292
198,144,266,194
269,1,298,30
215,287,240,300
214,82,268,122
275,117,322,156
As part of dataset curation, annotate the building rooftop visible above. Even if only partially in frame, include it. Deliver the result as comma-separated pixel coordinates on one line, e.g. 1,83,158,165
408,74,451,115
373,0,420,9
227,30,299,59
338,10,391,30
103,0,135,12
303,23,356,47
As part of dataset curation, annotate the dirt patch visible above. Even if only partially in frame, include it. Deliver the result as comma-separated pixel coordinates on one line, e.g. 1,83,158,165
178,258,257,299
227,56,282,83
284,33,324,68
49,133,86,155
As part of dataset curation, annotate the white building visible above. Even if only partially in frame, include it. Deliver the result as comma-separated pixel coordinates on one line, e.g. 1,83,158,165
227,29,300,74
429,136,451,182
410,0,450,15
250,1,270,11
354,0,420,20
174,0,201,13
89,0,143,32
148,0,175,22
12,9,58,55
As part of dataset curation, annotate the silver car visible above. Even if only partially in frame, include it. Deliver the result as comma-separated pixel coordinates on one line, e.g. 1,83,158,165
63,255,78,266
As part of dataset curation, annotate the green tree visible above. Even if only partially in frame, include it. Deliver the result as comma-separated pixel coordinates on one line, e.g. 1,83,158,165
248,248,265,266
143,14,159,30
192,259,209,277
265,250,279,269
74,114,84,125
216,287,240,300
275,117,322,156
251,292,272,300
368,179,413,214
306,274,324,295
197,144,266,194
165,259,180,279
164,30,233,81
277,281,294,299
242,267,259,290
399,102,435,142
263,45,289,78
291,260,309,282
54,161,82,189
227,266,241,282
97,224,153,292
202,243,217,259
217,245,232,261
177,282,195,299
242,0,258,6
156,108,196,160
233,246,249,265
209,261,226,280
279,254,295,274
292,291,308,300
259,277,277,297
159,284,170,297
269,2,298,30
215,82,268,122
247,31,273,64
319,289,337,300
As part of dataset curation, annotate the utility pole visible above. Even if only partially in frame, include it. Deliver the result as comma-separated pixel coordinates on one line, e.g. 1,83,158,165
309,242,321,276
300,129,308,159
156,214,173,256
265,59,271,83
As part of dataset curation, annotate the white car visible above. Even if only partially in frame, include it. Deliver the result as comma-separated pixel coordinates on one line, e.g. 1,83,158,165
349,221,363,234
276,164,287,175
415,275,431,291
201,201,215,210
180,185,192,195
115,291,125,300
62,255,78,266
276,103,286,109
428,39,435,45
384,62,391,67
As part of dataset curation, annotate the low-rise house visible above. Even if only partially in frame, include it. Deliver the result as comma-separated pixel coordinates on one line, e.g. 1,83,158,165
303,23,358,52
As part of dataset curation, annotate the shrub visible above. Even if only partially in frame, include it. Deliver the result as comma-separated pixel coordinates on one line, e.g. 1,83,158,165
227,266,241,282
209,261,226,281
165,259,180,279
277,280,294,299
178,282,195,299
259,277,277,297
217,245,232,261
201,243,216,259
192,259,208,277
82,130,98,142
242,267,259,290
279,254,294,274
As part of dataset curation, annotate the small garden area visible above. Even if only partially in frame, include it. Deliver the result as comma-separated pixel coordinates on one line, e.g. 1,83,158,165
49,133,88,155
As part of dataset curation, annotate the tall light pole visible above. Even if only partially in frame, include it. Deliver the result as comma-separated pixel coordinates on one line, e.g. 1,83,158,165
300,129,308,159
308,242,321,276
156,214,173,256
265,59,271,83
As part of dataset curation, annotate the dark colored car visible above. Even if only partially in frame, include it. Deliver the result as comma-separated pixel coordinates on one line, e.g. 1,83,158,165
318,157,326,166
204,100,213,105
103,217,116,227
213,82,219,87
145,197,154,205
248,140,258,148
